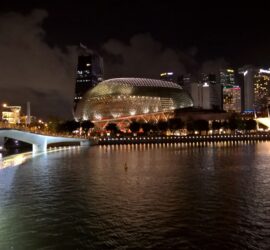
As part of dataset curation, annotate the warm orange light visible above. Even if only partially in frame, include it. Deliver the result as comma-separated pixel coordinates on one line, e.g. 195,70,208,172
2,103,7,107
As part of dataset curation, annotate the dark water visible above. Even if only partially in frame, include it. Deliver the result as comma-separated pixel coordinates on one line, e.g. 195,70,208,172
0,142,270,250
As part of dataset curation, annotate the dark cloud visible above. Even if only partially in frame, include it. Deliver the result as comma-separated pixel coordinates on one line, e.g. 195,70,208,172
0,9,76,119
200,58,228,75
0,9,229,120
102,34,190,79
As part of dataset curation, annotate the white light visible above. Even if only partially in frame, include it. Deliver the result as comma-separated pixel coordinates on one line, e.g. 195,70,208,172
244,70,248,76
94,113,102,120
259,69,270,74
203,82,209,87
143,108,149,114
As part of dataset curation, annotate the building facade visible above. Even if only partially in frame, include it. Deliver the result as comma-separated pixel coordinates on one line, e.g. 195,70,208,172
189,74,222,110
239,66,270,112
74,78,193,128
74,46,104,112
223,86,241,112
219,69,242,112
2,104,21,124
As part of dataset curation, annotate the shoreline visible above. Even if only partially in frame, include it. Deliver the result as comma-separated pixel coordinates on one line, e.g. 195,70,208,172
97,133,270,145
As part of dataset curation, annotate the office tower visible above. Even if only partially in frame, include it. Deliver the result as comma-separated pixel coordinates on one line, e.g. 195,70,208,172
74,45,104,112
239,66,270,112
223,86,241,112
220,68,235,87
254,69,270,110
220,69,241,112
202,74,222,110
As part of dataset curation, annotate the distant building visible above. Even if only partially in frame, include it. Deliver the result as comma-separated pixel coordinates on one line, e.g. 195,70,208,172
254,69,270,110
191,74,222,110
74,78,193,128
239,66,270,112
219,69,241,113
2,104,21,124
74,45,104,113
160,72,176,82
179,74,192,93
220,68,235,87
223,86,241,113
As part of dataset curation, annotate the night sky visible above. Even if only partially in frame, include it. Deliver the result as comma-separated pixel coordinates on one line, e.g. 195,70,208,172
0,1,269,119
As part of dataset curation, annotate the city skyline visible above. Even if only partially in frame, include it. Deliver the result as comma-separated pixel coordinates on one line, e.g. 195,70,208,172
0,1,270,118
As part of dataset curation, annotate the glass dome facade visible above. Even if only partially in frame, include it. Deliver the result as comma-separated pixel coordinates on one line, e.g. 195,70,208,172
74,78,193,121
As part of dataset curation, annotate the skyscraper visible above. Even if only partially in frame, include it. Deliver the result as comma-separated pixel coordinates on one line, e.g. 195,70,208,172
220,69,241,113
220,69,235,87
202,74,222,110
223,86,241,113
188,74,222,110
254,69,270,110
239,66,270,112
74,45,104,113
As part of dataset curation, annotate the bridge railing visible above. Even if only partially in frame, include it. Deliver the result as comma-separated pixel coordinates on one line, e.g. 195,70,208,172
0,123,88,139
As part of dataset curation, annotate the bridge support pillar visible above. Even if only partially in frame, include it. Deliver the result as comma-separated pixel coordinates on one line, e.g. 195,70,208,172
80,140,90,147
0,137,5,151
32,142,47,153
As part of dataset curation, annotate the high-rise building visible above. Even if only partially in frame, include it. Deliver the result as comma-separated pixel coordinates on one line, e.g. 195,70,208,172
239,66,270,112
219,69,241,113
202,74,222,110
254,69,270,110
223,86,241,113
190,81,218,110
74,45,104,112
220,69,235,87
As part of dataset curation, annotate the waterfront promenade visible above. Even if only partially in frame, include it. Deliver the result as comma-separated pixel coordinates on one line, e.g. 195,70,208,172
98,133,270,145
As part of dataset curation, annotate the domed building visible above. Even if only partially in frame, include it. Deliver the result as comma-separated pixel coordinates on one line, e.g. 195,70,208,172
74,78,193,128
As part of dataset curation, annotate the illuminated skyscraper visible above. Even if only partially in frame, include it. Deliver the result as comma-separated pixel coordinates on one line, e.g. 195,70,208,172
254,69,270,110
220,69,235,87
220,69,241,112
223,86,241,112
74,45,104,112
239,66,270,111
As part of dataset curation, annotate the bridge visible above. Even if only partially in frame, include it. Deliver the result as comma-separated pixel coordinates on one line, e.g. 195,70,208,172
0,129,90,153
255,117,270,129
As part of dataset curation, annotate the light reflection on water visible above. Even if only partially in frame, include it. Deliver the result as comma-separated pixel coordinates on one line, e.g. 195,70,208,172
0,142,269,249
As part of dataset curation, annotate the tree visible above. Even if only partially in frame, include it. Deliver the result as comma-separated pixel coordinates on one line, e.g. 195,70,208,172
58,120,80,133
186,120,195,134
47,118,61,133
212,121,222,131
81,120,94,133
228,113,243,132
105,123,119,135
193,119,209,134
157,121,168,134
245,119,257,131
141,122,152,135
168,118,184,134
129,121,141,133
222,121,229,130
